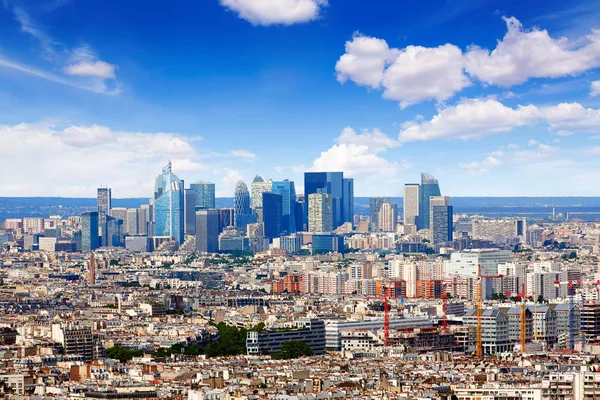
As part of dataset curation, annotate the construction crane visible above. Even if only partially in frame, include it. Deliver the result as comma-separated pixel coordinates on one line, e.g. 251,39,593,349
476,264,504,358
554,280,581,353
520,283,527,353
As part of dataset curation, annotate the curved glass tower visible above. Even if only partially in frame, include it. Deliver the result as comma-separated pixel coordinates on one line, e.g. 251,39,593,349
419,172,441,230
154,161,185,244
234,180,253,230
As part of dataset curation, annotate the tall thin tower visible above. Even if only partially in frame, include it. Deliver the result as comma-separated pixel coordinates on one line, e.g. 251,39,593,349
89,253,96,286
97,188,112,238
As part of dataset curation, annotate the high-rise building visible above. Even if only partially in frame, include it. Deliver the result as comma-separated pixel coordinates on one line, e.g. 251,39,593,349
234,180,254,231
294,198,305,233
430,196,453,245
304,172,344,230
419,173,441,230
154,161,185,244
104,216,123,247
271,180,297,233
126,208,139,235
189,181,215,209
378,202,398,232
81,212,99,252
184,188,196,235
97,188,111,239
195,209,219,253
369,197,391,232
308,193,333,233
137,207,148,236
262,192,283,239
403,183,420,226
251,175,273,211
218,208,234,233
342,178,354,224
109,207,128,227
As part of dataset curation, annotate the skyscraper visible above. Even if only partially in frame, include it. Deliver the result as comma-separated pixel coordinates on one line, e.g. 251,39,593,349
419,173,441,230
272,180,297,233
378,202,398,232
97,188,111,239
218,208,234,233
403,183,420,226
234,180,254,230
262,192,283,239
304,172,344,229
369,197,391,232
251,175,272,209
430,196,453,245
184,188,196,235
195,209,219,253
308,193,333,233
154,161,185,244
126,208,139,235
342,178,354,224
137,207,148,235
81,211,99,252
190,181,215,209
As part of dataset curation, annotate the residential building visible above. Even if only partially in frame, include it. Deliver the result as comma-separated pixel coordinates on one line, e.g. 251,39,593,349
246,318,326,356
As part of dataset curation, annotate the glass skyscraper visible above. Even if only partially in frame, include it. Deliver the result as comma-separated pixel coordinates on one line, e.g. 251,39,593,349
81,211,99,252
304,172,346,230
262,192,283,239
430,196,453,245
153,161,185,244
271,180,297,233
419,173,441,230
234,180,254,230
97,188,111,239
190,181,215,209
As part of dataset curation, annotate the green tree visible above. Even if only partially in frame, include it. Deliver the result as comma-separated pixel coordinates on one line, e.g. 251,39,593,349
271,341,314,360
105,346,143,362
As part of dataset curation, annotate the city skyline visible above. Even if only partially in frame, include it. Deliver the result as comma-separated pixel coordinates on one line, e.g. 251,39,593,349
1,1,600,198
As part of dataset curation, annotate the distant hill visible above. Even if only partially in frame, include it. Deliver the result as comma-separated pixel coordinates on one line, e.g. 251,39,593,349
1,196,599,220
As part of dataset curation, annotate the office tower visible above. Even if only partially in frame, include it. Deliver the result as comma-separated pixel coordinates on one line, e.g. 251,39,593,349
234,180,254,230
251,175,272,209
144,202,155,237
304,172,344,230
89,253,96,286
430,196,453,245
342,178,354,224
105,216,123,247
308,193,333,233
184,188,196,235
126,208,139,235
271,180,296,233
369,197,391,232
294,198,305,233
189,181,215,209
419,173,441,230
109,207,128,226
153,161,185,244
137,207,148,235
218,208,234,233
403,183,420,226
97,188,111,238
378,202,398,232
195,209,219,253
262,192,283,239
81,211,99,252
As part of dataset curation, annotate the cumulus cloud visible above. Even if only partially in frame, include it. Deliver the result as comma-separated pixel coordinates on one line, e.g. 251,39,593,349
592,81,600,97
397,99,600,143
336,17,600,106
64,60,116,79
514,143,558,160
219,0,327,26
0,122,247,197
460,156,502,174
229,149,259,161
336,126,399,153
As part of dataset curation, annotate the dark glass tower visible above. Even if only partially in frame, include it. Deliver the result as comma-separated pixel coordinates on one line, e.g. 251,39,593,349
97,188,111,240
419,173,441,230
304,172,344,230
81,211,99,252
262,192,283,239
271,180,296,233
195,209,219,253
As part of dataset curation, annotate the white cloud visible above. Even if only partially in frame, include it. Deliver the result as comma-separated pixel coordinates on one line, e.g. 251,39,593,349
592,80,600,97
514,143,558,160
216,168,244,197
0,122,225,197
309,143,398,180
336,34,469,108
465,17,600,86
397,98,600,143
229,149,259,161
527,139,539,146
64,60,116,79
336,17,600,106
460,156,502,174
336,126,399,153
219,0,327,26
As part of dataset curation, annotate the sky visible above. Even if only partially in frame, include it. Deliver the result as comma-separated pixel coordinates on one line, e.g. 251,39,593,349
1,0,600,198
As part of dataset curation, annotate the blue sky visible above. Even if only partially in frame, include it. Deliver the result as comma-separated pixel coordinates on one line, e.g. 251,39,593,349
1,0,600,198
